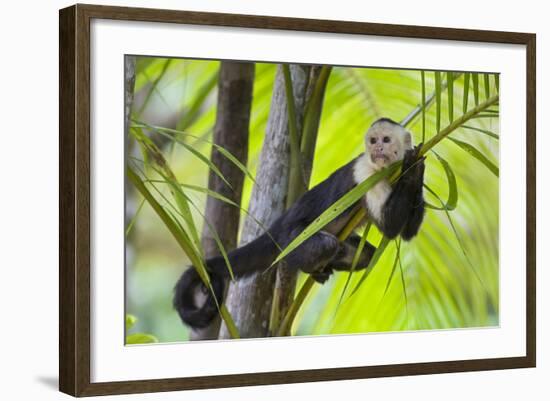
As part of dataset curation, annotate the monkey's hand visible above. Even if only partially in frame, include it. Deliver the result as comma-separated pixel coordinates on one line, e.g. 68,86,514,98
401,144,425,183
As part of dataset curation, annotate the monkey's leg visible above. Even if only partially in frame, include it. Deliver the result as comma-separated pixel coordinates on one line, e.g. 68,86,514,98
328,233,376,271
284,231,340,283
309,235,377,284
401,204,424,240
380,146,425,239
284,230,340,272
379,179,417,238
400,151,426,241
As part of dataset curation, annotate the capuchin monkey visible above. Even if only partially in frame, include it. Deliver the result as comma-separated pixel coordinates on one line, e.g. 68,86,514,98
174,118,425,329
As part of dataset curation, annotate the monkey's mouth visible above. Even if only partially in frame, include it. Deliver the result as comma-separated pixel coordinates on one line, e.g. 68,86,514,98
371,154,390,164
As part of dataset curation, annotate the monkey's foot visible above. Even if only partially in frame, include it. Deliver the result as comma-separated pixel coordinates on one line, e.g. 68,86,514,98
310,266,334,284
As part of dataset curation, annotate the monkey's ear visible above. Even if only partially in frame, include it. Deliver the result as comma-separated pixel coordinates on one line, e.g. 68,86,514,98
404,131,413,149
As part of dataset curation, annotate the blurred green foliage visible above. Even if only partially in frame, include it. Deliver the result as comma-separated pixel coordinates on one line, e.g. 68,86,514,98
125,314,158,344
126,57,499,342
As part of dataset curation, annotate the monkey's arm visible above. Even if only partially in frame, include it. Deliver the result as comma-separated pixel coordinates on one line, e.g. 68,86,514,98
379,146,425,240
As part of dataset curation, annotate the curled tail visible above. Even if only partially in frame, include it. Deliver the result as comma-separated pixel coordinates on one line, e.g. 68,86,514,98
173,233,277,329
173,267,225,329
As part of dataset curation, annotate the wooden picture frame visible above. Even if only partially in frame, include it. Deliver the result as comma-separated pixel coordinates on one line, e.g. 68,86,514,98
59,3,536,397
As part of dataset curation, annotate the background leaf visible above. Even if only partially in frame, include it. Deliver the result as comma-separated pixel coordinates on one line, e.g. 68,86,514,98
126,333,159,344
125,314,137,331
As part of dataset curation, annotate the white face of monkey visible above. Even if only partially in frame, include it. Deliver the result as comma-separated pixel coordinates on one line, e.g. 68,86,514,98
365,119,412,169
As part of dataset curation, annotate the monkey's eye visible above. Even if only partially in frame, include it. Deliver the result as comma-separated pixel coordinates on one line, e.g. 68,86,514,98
369,137,377,144
383,136,391,143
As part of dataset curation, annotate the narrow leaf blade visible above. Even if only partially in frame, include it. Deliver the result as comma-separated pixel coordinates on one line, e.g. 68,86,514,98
350,236,391,296
383,240,402,297
135,122,255,184
421,70,426,142
446,72,454,123
483,73,490,99
447,137,499,177
433,152,458,210
472,74,480,105
462,125,499,140
435,71,442,132
463,73,470,113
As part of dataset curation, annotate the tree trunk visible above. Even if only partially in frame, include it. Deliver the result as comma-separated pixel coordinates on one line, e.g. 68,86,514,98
191,61,255,340
219,64,310,339
124,56,136,131
270,66,329,334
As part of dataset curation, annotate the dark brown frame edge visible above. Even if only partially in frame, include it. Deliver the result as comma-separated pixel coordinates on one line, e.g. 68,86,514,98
59,3,536,397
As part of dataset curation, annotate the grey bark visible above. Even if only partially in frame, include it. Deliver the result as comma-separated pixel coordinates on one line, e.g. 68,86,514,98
270,66,327,333
191,62,255,340
301,66,326,185
124,56,136,130
219,64,310,339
